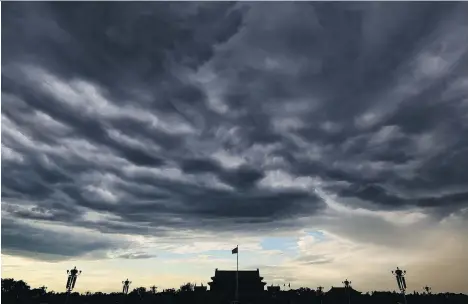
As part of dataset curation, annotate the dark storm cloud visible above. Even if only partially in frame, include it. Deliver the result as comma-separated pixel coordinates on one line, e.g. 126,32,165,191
181,158,264,189
2,2,243,105
2,2,468,259
1,218,120,261
2,203,77,223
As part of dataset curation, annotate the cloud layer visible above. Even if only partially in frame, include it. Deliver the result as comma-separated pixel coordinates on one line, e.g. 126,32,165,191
2,2,468,293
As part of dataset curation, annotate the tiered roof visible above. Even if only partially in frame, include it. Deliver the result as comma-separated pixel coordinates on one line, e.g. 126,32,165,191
210,269,265,283
327,287,361,295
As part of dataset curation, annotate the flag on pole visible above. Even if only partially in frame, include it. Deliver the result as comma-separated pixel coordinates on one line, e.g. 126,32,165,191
232,246,238,254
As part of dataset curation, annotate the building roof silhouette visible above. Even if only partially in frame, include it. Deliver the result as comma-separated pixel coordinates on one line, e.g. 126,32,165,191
208,268,267,298
209,268,266,282
327,286,361,296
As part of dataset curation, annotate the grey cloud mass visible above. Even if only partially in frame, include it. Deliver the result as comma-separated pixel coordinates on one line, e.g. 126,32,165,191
2,2,468,260
1,217,122,261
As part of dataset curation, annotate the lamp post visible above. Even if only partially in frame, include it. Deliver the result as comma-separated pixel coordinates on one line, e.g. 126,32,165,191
122,279,132,295
392,267,407,304
65,267,82,304
342,279,352,304
423,286,431,295
316,286,324,304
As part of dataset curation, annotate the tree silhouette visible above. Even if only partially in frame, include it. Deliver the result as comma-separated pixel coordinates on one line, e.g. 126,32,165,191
179,282,195,293
164,288,176,294
2,277,468,304
131,286,147,296
297,287,312,295
1,278,30,295
1,279,16,293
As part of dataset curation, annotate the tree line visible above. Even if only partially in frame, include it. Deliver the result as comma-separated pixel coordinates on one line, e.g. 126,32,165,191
2,278,468,304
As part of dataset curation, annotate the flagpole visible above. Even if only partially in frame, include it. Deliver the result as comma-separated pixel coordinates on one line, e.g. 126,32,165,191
236,245,239,302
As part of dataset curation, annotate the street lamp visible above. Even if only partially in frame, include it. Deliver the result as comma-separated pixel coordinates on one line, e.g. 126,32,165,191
423,286,431,295
66,267,82,293
316,286,324,304
65,267,82,304
342,279,352,304
122,279,132,294
392,267,408,304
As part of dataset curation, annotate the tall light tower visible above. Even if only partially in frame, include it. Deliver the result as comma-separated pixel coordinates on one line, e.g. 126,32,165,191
342,279,352,304
122,279,132,294
423,286,431,295
66,267,82,293
392,267,407,304
65,267,82,304
150,285,158,294
316,286,324,304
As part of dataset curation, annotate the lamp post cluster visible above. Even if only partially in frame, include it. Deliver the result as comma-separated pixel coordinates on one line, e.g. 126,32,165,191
65,267,82,304
122,279,132,294
423,286,431,295
342,279,352,304
316,286,324,304
312,270,413,304
392,267,408,304
65,267,82,293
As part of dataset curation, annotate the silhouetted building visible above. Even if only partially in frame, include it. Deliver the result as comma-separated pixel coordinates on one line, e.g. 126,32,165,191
208,268,266,300
326,286,361,300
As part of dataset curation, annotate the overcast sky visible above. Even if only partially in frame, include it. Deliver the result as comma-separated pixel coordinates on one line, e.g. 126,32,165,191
2,2,468,294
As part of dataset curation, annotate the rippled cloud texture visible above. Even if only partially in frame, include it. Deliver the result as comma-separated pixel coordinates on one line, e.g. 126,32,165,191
2,2,468,293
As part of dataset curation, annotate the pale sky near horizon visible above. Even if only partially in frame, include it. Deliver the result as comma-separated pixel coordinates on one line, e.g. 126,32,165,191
2,2,468,294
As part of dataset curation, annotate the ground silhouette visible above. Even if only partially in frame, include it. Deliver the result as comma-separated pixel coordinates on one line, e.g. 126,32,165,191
2,278,467,304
